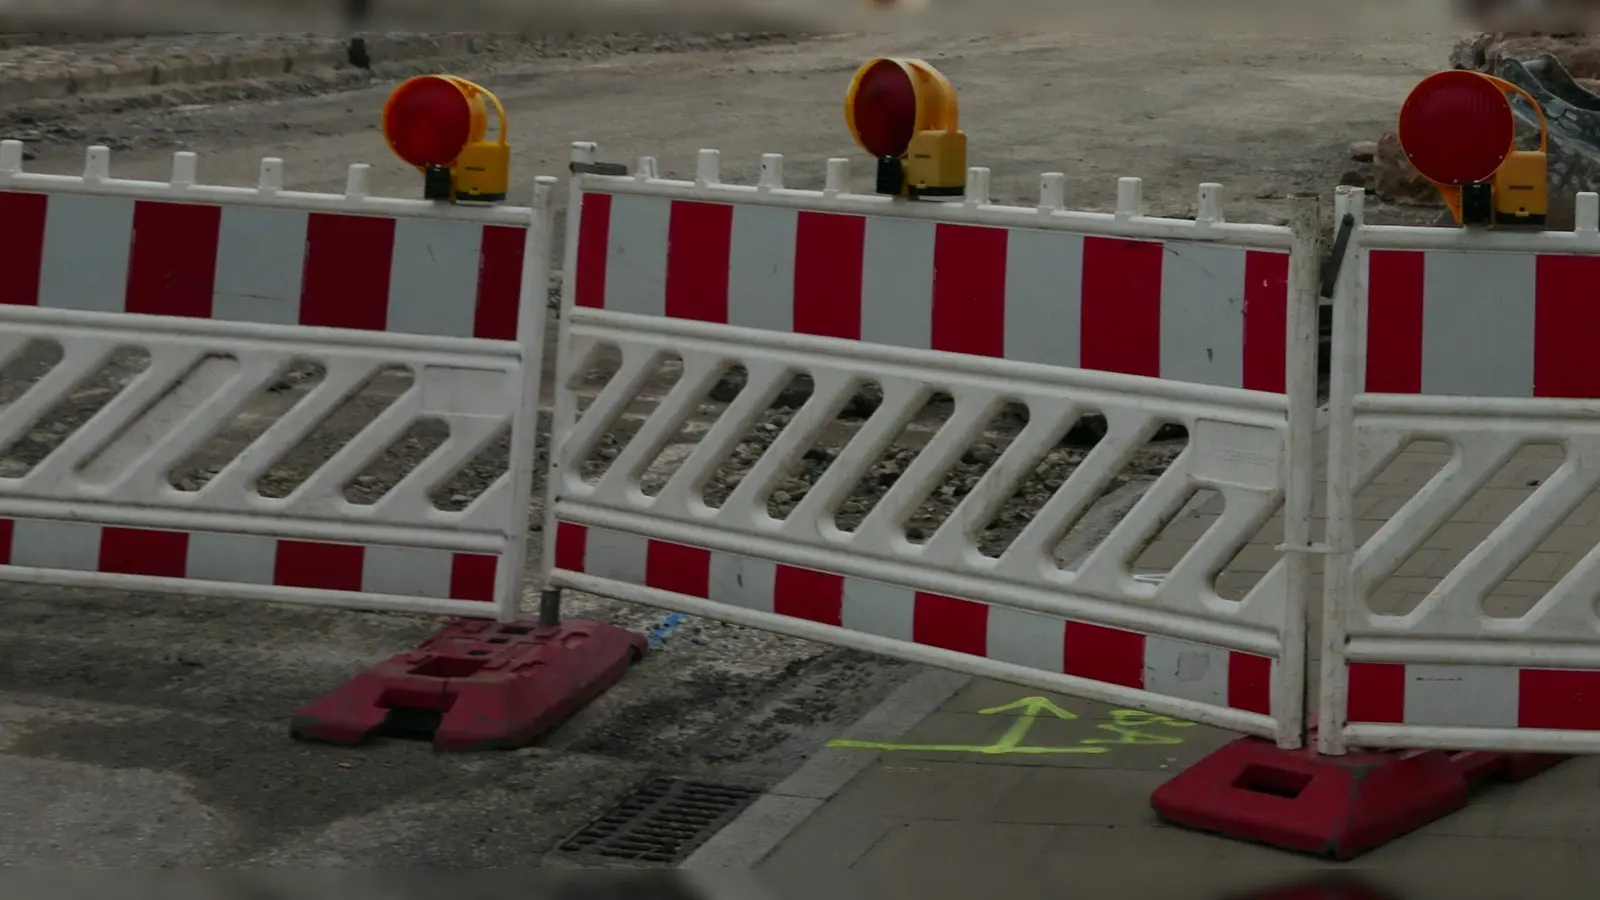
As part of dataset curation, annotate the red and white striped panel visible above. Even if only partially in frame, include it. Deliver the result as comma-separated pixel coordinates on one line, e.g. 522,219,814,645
1365,248,1600,398
0,517,498,602
573,192,1291,392
0,191,527,340
554,521,1273,713
1348,661,1600,731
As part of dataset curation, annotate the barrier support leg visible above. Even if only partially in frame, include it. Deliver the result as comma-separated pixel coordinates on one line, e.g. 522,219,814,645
290,588,647,752
1150,736,1565,859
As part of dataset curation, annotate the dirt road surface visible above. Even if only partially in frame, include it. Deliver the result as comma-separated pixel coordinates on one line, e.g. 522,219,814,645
0,31,1451,869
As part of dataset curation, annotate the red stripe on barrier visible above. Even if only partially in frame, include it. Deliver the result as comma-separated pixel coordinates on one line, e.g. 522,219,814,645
556,518,595,566
125,200,220,319
793,211,864,339
1080,237,1162,378
1241,250,1290,393
574,193,612,309
554,522,589,572
664,201,732,323
0,518,16,565
99,526,189,578
913,592,988,656
275,540,365,592
1518,669,1600,730
449,553,498,602
1063,621,1144,688
0,192,47,306
931,223,1007,357
645,539,710,598
1227,652,1273,715
300,213,395,331
1364,250,1425,394
774,564,844,626
1345,662,1406,723
1532,254,1600,398
473,224,525,340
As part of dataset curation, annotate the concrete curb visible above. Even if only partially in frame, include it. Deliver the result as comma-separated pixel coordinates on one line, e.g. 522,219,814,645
0,33,516,106
679,667,971,869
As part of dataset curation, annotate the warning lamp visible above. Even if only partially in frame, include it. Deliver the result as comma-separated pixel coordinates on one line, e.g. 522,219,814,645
382,74,511,203
845,58,966,199
1397,69,1548,227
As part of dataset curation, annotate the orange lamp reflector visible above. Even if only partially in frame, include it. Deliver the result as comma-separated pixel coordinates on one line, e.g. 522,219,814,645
1397,70,1516,186
849,59,919,158
383,76,475,169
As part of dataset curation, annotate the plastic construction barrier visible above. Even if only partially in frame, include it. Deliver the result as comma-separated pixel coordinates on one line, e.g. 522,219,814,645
1318,185,1600,756
543,142,1325,749
0,140,644,750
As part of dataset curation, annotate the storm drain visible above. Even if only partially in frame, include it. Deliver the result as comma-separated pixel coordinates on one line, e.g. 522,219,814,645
557,776,762,865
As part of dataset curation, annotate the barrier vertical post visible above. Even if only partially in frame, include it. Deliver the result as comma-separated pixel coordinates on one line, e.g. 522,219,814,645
496,175,559,625
537,142,604,627
1317,187,1366,757
1279,193,1324,750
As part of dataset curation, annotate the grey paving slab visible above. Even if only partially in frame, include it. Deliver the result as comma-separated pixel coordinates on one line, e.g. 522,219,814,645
988,766,1171,826
831,696,1236,770
704,439,1600,887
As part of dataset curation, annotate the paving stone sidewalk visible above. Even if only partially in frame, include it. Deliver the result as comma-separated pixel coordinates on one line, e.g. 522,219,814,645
691,443,1600,897
708,675,1600,898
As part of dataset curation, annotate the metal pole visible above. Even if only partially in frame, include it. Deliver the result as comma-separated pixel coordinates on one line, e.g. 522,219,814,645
346,0,372,69
539,587,561,628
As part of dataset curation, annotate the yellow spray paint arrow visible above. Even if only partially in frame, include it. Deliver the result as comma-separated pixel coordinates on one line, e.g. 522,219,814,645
827,695,1111,755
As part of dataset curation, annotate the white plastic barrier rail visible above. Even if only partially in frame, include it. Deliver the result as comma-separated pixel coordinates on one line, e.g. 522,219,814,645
0,141,554,622
543,142,1324,745
1319,186,1600,755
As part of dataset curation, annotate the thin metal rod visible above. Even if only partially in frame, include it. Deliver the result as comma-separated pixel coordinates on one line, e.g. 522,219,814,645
539,587,561,628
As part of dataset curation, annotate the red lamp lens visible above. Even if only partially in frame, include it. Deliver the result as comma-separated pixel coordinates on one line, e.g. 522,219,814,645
1397,70,1515,185
852,60,918,158
384,77,472,168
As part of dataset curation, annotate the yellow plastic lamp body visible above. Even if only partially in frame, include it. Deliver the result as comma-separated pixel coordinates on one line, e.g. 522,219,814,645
844,57,967,199
381,74,512,204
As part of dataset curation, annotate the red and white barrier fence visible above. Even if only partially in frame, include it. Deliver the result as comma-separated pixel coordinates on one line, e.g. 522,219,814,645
7,131,1599,852
1318,186,1600,755
543,142,1324,746
0,140,555,622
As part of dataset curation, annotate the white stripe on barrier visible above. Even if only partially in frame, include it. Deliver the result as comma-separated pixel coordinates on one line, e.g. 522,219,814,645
214,205,308,326
1003,228,1084,369
40,193,135,313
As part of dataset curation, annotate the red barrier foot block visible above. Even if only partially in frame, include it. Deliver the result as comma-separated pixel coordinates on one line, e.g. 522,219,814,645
1150,737,1568,860
1223,875,1405,900
290,618,647,751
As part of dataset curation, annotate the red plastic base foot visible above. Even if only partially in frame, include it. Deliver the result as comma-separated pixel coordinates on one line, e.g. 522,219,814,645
1150,736,1568,860
290,618,647,751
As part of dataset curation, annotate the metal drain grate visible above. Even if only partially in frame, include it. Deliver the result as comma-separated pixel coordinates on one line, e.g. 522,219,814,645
558,776,762,865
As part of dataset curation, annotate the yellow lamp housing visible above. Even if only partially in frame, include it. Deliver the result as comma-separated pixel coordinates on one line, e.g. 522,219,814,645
381,74,511,204
1490,149,1548,226
445,76,511,203
1398,71,1548,228
844,58,966,200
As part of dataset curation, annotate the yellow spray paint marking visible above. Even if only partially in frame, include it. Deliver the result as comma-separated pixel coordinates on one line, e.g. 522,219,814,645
827,696,1195,756
1080,709,1196,746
